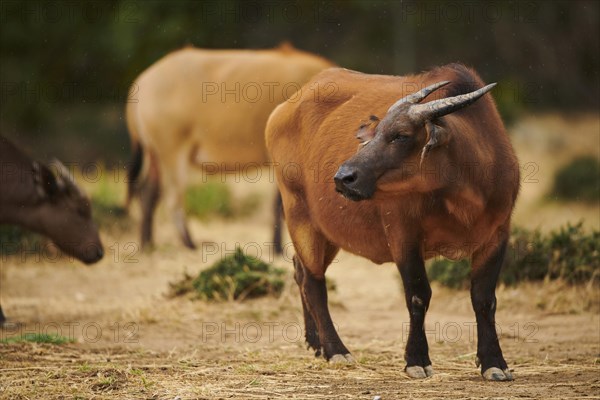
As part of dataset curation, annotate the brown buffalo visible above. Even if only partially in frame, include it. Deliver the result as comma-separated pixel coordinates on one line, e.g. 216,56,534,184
266,64,520,381
0,136,103,324
125,44,333,251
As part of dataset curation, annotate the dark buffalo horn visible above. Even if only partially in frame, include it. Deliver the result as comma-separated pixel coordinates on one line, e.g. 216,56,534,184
387,81,451,113
409,83,497,121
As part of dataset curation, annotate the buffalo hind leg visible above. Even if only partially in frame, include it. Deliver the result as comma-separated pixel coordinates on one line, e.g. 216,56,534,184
125,141,144,211
397,246,433,378
0,304,5,326
163,153,195,249
471,237,513,381
293,256,320,355
140,151,160,249
272,191,283,255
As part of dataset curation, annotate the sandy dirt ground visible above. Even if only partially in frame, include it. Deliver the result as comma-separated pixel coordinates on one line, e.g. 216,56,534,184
1,114,599,399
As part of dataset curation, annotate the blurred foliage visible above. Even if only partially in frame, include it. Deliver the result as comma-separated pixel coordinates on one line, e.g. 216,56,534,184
0,225,46,256
0,0,598,163
501,227,550,285
428,222,600,288
0,333,75,345
88,168,131,231
169,247,285,301
551,156,600,203
185,182,261,220
185,182,234,220
428,258,471,290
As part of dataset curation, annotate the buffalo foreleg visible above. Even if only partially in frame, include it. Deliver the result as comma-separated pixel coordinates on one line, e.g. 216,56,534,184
397,246,433,378
471,236,512,381
294,254,352,362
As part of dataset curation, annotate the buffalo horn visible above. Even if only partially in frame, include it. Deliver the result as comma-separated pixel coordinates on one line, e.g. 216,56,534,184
50,158,84,196
409,83,497,121
387,81,451,113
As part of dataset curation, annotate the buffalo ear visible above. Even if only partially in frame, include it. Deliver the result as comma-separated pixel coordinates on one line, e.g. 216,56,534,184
356,115,380,144
33,162,60,199
420,120,449,165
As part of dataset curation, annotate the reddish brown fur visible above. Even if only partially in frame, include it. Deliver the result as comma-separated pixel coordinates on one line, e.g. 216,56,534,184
266,64,520,378
267,64,519,275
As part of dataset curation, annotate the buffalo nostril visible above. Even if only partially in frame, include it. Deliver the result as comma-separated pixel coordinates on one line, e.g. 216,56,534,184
341,171,358,185
342,171,358,183
334,167,360,189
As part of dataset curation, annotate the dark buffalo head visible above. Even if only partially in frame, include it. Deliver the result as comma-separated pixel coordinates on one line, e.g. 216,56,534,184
32,160,104,264
334,81,496,201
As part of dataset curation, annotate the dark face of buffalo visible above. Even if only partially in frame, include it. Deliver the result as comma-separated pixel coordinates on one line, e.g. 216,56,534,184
33,161,104,264
334,81,496,201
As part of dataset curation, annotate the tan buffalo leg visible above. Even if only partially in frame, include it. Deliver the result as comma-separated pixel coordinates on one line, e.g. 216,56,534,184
287,217,351,362
161,152,195,249
140,150,160,248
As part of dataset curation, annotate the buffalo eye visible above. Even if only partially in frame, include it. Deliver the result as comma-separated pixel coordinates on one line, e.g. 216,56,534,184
390,133,411,144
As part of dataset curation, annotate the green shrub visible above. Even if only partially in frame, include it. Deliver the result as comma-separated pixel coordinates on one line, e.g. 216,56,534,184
0,225,45,256
185,182,262,220
494,78,525,126
551,156,600,203
501,227,550,285
90,172,129,230
427,222,599,288
169,247,285,301
428,258,471,289
185,182,234,220
1,333,74,345
546,223,600,284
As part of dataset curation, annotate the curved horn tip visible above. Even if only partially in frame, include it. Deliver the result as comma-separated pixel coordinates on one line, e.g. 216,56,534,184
482,82,497,92
407,81,498,122
49,158,86,196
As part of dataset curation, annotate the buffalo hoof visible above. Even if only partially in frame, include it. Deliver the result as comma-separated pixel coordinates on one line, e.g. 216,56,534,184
329,354,355,364
406,365,434,379
483,367,514,381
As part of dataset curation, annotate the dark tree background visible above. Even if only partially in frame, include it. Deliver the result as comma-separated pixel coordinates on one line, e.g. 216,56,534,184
1,0,598,164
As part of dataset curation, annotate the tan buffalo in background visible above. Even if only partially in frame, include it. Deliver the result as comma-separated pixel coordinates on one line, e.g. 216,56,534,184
125,43,333,251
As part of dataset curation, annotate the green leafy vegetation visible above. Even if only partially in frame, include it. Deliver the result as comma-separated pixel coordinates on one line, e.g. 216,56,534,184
551,156,600,203
0,225,46,256
89,169,130,230
1,333,74,345
428,222,599,289
427,259,471,290
185,182,234,219
169,247,285,301
185,183,261,220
